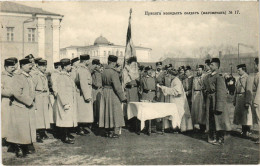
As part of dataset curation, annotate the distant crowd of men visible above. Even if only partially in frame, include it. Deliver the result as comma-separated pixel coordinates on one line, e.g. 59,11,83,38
1,53,259,158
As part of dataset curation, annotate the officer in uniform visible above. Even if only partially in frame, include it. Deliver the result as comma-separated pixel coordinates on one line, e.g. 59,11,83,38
140,66,157,101
155,62,165,102
191,65,206,132
91,59,103,126
75,55,94,135
183,66,194,110
203,58,231,145
99,55,127,138
233,64,253,137
8,58,37,157
31,59,50,142
70,57,80,82
1,58,18,146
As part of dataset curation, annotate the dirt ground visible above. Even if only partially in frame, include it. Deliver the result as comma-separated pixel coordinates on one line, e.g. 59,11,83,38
2,95,259,165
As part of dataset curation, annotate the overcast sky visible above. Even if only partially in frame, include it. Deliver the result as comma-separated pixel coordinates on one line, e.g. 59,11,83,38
17,1,259,61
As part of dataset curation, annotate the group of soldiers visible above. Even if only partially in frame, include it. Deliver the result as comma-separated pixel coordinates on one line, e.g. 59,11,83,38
1,52,259,158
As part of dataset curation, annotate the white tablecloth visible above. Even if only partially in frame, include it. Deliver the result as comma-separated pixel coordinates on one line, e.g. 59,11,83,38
127,102,180,130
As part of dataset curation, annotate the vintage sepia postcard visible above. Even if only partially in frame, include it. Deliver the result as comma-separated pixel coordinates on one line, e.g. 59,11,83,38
0,1,259,165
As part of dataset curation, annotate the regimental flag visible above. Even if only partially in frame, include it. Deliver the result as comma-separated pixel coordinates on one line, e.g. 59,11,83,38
124,8,136,66
122,8,139,89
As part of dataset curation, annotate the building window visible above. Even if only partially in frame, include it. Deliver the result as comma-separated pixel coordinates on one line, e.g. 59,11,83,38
7,27,14,41
28,28,36,42
108,51,111,55
120,51,123,56
72,53,74,58
104,51,106,56
116,50,119,56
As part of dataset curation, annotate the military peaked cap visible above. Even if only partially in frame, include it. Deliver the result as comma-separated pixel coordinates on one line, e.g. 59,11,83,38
38,59,47,66
127,56,137,64
156,62,162,66
198,65,204,70
80,54,90,60
185,66,192,71
54,62,61,68
108,55,118,62
4,58,16,66
211,58,220,64
35,57,43,64
237,64,246,69
60,58,71,66
19,58,31,65
9,57,18,64
92,59,100,65
205,59,211,65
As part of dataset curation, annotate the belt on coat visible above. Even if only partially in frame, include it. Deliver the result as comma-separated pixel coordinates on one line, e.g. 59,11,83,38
103,85,113,89
143,89,156,93
194,89,202,91
92,85,102,90
125,85,138,89
35,90,48,93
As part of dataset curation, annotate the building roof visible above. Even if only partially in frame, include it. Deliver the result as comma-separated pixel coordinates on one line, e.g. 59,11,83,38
0,1,62,16
94,35,109,45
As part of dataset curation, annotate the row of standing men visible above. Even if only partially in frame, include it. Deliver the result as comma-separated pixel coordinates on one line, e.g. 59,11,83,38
1,54,259,157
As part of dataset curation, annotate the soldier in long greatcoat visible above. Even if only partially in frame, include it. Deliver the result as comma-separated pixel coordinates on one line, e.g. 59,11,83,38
203,58,231,145
92,59,103,126
55,59,78,144
31,59,50,142
183,66,194,110
155,62,165,102
233,64,253,137
75,55,94,135
1,58,17,145
8,58,37,157
99,55,127,138
49,62,62,124
191,65,206,132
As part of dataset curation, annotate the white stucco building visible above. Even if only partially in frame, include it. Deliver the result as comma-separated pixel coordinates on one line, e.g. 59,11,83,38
60,35,152,64
0,1,63,69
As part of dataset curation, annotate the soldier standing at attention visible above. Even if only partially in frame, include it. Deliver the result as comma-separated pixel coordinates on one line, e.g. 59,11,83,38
191,65,206,132
91,59,103,126
155,62,165,102
1,58,18,146
70,57,80,82
203,58,231,145
75,55,94,135
183,66,194,110
99,55,127,138
55,59,78,144
8,58,37,157
233,64,253,137
31,59,50,143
